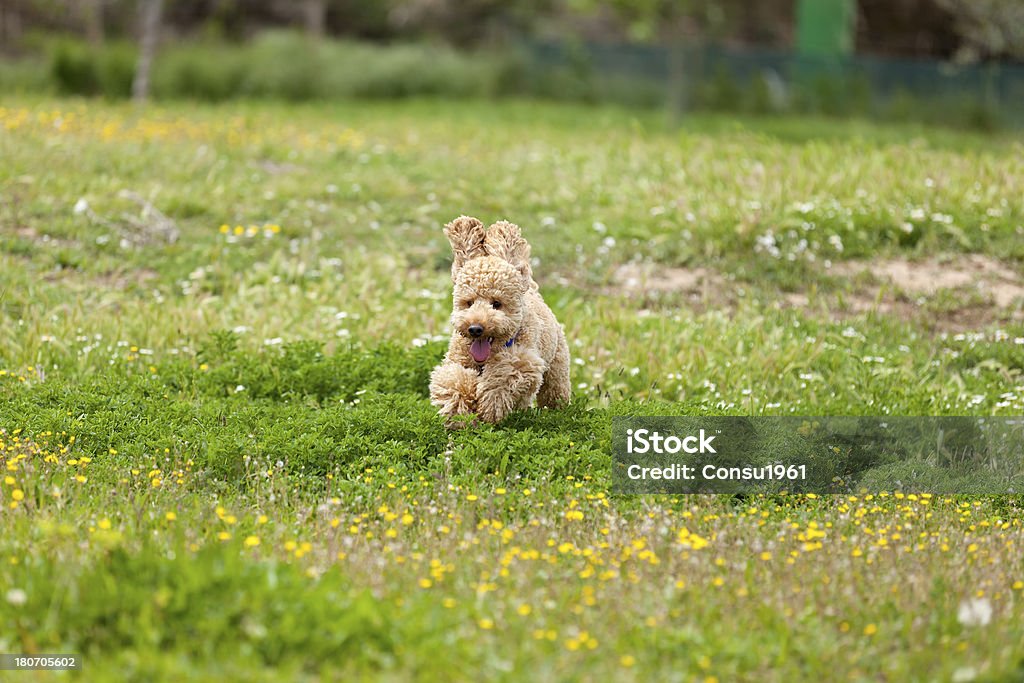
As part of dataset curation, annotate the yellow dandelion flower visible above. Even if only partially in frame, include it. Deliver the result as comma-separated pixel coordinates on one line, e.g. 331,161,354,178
244,535,260,547
401,513,414,525
218,531,231,541
517,604,532,616
98,518,111,530
863,624,877,636
11,489,24,501
418,578,432,589
759,551,772,561
620,655,636,667
478,618,494,630
165,512,177,521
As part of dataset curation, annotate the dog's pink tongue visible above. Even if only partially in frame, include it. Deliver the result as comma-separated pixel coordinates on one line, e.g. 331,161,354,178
470,338,491,362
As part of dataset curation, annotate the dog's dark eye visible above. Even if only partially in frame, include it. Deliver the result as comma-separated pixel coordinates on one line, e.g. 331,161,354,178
491,301,502,310
462,299,474,308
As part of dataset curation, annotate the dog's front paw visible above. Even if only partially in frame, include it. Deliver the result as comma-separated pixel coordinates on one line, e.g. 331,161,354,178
475,348,544,423
430,362,478,420
475,393,513,425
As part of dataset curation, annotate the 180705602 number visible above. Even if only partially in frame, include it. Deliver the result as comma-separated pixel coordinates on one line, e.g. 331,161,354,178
0,655,81,670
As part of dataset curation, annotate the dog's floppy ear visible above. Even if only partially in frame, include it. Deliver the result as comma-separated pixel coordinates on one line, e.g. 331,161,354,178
484,221,533,284
443,216,487,279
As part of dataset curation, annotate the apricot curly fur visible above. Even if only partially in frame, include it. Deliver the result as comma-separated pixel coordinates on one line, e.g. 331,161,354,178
429,216,570,425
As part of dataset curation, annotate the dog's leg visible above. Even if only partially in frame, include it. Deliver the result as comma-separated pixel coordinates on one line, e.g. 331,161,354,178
429,362,478,427
537,334,571,408
477,348,543,424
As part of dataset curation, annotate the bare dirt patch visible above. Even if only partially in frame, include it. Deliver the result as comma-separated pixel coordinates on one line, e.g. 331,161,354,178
606,255,1023,332
609,263,732,308
832,255,1024,309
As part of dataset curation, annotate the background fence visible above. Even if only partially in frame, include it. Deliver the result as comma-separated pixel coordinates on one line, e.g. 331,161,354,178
529,40,1024,129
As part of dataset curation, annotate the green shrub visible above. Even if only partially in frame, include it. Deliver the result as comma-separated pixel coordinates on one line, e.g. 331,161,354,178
152,44,248,101
150,32,503,102
49,39,136,98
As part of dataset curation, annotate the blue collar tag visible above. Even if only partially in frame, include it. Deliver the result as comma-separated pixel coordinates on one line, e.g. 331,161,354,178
505,332,519,348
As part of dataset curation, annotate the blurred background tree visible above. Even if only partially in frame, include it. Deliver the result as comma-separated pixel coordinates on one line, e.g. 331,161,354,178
81,0,104,45
300,0,326,38
132,0,163,101
934,0,1024,61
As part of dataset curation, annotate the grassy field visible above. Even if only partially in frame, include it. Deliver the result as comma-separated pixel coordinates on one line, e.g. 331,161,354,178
1,97,1024,681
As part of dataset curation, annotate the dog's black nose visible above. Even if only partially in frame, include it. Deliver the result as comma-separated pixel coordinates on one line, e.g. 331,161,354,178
468,324,484,338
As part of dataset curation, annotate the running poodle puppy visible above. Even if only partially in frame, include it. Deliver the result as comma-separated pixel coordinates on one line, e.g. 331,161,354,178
430,216,570,426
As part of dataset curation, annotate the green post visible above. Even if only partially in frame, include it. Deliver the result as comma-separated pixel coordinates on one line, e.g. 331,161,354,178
796,0,855,57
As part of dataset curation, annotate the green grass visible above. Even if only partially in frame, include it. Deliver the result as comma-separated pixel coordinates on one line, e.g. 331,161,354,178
1,97,1023,681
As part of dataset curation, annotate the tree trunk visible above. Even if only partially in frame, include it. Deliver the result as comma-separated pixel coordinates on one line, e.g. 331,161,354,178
82,0,105,47
0,1,25,48
132,0,163,102
301,0,327,38
664,18,697,128
666,39,687,128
